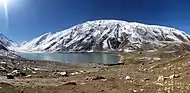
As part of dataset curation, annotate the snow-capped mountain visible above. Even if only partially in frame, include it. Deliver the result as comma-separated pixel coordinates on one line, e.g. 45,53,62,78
19,20,190,52
0,32,19,50
0,32,21,58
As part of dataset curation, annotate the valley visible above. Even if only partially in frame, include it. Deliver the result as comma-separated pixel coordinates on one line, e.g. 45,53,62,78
0,20,190,93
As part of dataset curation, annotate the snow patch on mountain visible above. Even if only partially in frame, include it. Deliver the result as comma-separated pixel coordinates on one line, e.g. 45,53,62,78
18,20,190,52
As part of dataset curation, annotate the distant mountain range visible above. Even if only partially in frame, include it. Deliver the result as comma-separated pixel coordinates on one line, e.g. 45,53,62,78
2,20,190,54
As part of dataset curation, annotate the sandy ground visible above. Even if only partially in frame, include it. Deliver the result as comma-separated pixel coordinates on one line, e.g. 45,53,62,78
1,51,190,93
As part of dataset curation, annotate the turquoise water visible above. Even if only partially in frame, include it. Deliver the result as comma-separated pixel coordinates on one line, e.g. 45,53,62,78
16,52,120,64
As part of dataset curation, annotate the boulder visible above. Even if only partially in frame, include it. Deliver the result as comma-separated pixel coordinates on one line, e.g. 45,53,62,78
12,70,20,77
0,62,7,68
20,72,26,76
7,73,14,79
60,72,67,76
0,67,7,72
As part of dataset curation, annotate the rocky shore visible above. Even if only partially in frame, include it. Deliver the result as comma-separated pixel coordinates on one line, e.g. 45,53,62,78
0,50,190,93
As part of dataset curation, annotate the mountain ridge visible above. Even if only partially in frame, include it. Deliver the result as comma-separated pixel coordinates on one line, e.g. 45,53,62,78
0,32,21,58
18,20,190,52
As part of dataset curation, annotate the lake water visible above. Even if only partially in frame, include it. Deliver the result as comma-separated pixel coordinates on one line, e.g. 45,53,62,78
16,52,120,64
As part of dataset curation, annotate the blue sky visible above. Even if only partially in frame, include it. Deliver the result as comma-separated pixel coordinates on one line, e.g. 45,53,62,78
0,0,189,42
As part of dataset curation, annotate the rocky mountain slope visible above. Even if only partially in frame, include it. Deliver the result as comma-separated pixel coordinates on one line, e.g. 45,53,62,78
19,20,190,52
0,32,20,58
0,32,19,49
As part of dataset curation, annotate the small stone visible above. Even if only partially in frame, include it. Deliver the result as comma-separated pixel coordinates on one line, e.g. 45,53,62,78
70,72,81,75
0,62,7,64
153,58,161,61
32,71,37,74
63,81,77,85
101,79,107,82
125,76,131,80
133,89,137,92
178,67,182,70
80,82,86,85
169,74,180,79
163,67,167,70
0,67,7,72
26,75,32,78
143,68,147,71
58,72,68,76
99,89,104,92
79,71,85,73
157,75,164,82
140,89,144,91
33,68,41,71
138,51,142,54
168,83,173,86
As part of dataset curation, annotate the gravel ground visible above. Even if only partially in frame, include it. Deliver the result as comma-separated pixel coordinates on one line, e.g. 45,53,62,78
1,51,190,93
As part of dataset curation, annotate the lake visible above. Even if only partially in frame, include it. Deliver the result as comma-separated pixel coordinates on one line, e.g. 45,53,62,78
16,52,120,64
